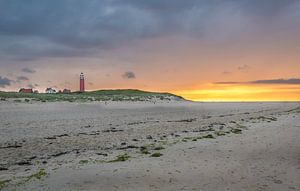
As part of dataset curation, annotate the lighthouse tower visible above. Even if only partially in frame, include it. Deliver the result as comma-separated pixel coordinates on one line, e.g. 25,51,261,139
80,72,85,92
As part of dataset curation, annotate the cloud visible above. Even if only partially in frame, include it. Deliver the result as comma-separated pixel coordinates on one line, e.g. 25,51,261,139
214,81,241,84
214,78,300,85
0,0,298,62
0,76,12,87
222,71,231,75
21,67,36,73
16,76,29,81
122,71,136,79
251,78,300,84
238,64,250,70
27,84,35,88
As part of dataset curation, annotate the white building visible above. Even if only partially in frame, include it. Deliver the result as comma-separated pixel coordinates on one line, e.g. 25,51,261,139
45,88,56,94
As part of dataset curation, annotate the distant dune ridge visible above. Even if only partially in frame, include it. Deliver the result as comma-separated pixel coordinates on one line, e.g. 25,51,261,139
0,89,185,102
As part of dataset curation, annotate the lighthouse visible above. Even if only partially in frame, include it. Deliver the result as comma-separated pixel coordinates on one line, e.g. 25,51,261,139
80,72,85,92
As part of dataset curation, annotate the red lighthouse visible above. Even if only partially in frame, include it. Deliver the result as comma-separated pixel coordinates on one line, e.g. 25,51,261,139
80,72,85,92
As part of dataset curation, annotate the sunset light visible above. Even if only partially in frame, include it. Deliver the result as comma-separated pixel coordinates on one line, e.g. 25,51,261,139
175,83,300,101
0,1,299,190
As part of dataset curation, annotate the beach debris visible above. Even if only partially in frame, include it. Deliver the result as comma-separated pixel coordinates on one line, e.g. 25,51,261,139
140,146,150,154
167,118,196,123
215,131,226,136
219,114,234,117
153,146,165,150
77,132,88,135
117,145,139,150
127,121,146,126
44,136,56,140
96,152,108,156
56,134,69,137
231,129,242,134
102,129,124,133
146,135,153,139
51,151,69,157
0,167,8,171
194,127,214,132
44,133,69,140
16,161,32,166
79,160,89,165
26,156,37,160
108,154,130,162
150,152,163,157
88,131,100,135
0,144,22,149
202,134,215,139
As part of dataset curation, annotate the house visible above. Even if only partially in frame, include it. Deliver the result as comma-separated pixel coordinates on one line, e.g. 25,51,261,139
19,88,33,93
45,88,56,94
63,89,71,94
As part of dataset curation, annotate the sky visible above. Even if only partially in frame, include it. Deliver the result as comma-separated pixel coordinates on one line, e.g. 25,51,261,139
0,0,299,101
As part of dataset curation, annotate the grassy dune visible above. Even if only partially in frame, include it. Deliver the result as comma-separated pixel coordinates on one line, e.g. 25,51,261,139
0,89,184,102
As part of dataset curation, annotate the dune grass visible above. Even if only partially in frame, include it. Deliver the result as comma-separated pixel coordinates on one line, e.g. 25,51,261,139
0,179,11,189
0,89,184,102
107,154,130,162
25,170,46,181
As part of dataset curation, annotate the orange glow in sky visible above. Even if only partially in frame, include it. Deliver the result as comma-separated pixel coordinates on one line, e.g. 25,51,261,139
174,84,300,102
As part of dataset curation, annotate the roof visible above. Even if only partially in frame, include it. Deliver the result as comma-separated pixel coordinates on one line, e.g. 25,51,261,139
19,88,33,93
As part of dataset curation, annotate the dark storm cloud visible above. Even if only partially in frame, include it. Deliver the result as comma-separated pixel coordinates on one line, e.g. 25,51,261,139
22,67,36,73
239,0,298,19
0,76,12,87
214,78,300,85
0,0,299,61
122,71,136,79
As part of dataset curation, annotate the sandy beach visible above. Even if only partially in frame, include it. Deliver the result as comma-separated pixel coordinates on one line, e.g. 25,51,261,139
0,101,299,191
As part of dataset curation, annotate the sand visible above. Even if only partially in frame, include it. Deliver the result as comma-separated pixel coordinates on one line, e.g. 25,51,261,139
0,101,299,190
